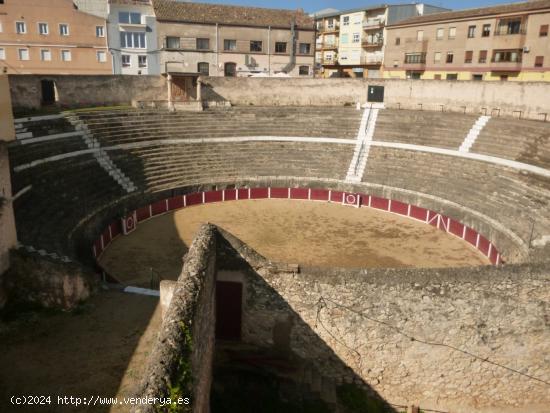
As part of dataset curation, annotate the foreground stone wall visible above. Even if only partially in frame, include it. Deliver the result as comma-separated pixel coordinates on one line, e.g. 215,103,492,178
0,145,17,308
135,225,216,413
9,75,167,111
242,259,550,413
202,77,550,121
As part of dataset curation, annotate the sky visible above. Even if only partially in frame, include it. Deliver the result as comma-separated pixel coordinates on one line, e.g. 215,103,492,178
178,0,520,13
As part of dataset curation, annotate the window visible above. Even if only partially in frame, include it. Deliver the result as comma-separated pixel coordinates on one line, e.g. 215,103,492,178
343,16,349,26
446,73,458,80
196,38,209,50
299,65,309,76
61,50,71,61
496,18,522,35
138,55,147,68
540,24,549,37
18,48,29,61
468,25,476,38
500,75,508,81
198,62,209,75
417,30,424,41
327,18,334,29
166,36,180,49
59,24,69,36
395,37,400,45
97,51,107,62
464,50,473,63
120,32,146,48
535,56,544,68
472,74,483,81
96,26,105,37
41,49,52,61
0,22,3,33
16,21,26,34
352,33,360,43
275,42,287,53
446,52,454,63
482,24,491,37
119,12,141,24
436,28,444,40
121,54,131,67
434,52,441,63
448,27,456,39
492,49,522,63
404,53,426,64
299,43,311,54
0,48,5,60
250,41,262,52
341,34,348,44
479,50,487,63
434,74,442,80
38,22,49,35
224,39,236,51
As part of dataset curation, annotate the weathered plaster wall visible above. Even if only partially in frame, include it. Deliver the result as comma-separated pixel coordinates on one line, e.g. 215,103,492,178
8,75,167,111
202,77,550,121
135,225,216,413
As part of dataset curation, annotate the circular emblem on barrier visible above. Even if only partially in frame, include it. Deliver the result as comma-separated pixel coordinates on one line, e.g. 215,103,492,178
345,194,357,205
126,216,135,231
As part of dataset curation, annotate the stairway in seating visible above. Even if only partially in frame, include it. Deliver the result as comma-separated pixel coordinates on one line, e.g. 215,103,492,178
459,115,491,153
67,114,137,193
346,107,379,183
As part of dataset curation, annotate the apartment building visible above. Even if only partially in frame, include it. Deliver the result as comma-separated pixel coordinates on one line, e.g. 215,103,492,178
152,0,316,77
313,3,448,78
0,0,111,75
384,0,550,81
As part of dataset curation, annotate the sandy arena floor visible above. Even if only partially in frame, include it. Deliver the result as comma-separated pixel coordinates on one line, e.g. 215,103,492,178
100,199,489,285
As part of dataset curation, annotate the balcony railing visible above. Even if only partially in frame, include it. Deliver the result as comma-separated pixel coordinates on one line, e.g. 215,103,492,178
321,42,339,50
362,39,383,48
361,55,383,65
318,24,340,33
363,19,384,29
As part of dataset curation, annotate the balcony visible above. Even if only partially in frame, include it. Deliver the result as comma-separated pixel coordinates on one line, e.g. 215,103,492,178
362,39,383,48
361,55,383,65
321,42,339,50
490,49,522,71
363,19,384,30
318,24,340,33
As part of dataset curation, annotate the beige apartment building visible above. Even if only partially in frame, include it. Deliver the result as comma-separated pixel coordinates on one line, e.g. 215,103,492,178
0,0,111,75
152,0,316,77
384,0,550,81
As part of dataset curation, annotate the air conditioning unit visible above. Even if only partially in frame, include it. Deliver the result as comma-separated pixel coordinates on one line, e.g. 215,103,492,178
523,46,530,53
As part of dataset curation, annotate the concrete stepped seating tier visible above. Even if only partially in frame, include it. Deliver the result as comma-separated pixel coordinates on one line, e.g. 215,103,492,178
15,116,76,138
109,142,354,193
373,109,478,149
8,136,88,168
72,107,362,146
472,117,550,169
12,155,126,255
362,147,550,248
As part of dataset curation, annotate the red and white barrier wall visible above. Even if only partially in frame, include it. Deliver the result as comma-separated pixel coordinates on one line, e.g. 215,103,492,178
92,187,502,266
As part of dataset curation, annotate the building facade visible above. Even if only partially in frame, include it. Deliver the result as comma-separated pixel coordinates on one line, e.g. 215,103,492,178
384,0,550,81
314,3,448,78
153,0,315,77
0,0,111,75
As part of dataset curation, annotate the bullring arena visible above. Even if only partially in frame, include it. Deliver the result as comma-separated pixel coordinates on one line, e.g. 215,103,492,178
0,76,549,413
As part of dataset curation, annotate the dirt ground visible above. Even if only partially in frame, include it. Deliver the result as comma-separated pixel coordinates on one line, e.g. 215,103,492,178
0,290,161,413
100,199,489,286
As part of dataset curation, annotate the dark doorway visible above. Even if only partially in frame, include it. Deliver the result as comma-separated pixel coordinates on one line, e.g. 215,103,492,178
367,85,384,103
41,80,56,105
224,62,237,77
216,281,242,340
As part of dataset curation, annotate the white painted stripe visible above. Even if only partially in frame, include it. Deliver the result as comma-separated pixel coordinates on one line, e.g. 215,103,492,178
20,131,84,145
123,286,160,297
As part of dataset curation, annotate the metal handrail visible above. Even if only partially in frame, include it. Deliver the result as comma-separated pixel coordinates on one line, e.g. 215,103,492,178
353,105,373,176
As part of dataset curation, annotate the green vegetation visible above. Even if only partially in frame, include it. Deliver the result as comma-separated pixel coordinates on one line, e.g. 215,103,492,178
336,383,392,413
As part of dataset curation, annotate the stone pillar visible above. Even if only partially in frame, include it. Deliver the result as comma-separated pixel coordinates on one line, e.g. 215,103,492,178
197,78,202,102
167,73,174,111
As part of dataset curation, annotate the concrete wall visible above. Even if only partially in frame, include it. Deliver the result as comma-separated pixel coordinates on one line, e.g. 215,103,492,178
135,225,217,413
9,75,167,111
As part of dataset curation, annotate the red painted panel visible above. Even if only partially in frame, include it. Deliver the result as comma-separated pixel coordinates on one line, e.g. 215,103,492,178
237,188,249,200
250,187,269,199
390,200,408,216
110,221,122,239
270,187,289,199
438,215,451,232
224,189,237,201
205,190,223,203
330,190,344,203
427,211,439,227
478,235,490,256
186,192,202,206
489,245,499,264
448,219,465,238
465,227,478,246
310,189,329,201
94,239,103,257
290,188,309,200
136,205,151,222
168,196,184,211
152,200,168,216
410,205,427,221
370,196,389,211
102,227,112,245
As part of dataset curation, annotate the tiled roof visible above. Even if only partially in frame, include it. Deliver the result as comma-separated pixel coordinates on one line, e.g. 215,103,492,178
152,0,315,29
389,0,550,26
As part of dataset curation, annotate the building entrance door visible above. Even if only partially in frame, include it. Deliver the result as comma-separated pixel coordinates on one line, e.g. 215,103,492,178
224,62,237,77
41,80,56,105
216,281,242,340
